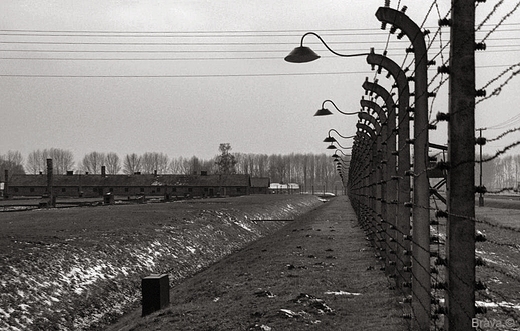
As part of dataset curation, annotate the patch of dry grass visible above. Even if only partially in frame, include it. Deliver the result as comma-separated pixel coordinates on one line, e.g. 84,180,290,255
0,195,322,330
109,196,408,331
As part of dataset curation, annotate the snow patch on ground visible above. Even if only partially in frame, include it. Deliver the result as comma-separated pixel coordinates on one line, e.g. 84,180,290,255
0,195,323,331
476,300,520,310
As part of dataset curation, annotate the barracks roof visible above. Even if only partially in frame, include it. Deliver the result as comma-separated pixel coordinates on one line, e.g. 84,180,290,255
7,173,252,187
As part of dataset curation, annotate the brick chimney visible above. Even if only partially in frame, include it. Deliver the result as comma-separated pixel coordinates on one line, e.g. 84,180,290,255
4,169,8,199
101,166,106,177
46,159,54,206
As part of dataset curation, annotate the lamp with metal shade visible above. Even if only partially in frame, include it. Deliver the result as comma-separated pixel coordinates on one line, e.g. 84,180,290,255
284,32,373,63
315,100,360,117
326,142,352,150
284,46,320,63
327,139,353,150
324,128,356,143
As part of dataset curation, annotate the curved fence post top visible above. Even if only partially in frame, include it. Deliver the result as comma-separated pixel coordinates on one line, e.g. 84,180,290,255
362,79,395,111
375,7,426,55
360,99,387,123
358,111,382,133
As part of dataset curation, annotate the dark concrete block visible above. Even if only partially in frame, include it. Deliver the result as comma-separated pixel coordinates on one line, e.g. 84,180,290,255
142,274,169,316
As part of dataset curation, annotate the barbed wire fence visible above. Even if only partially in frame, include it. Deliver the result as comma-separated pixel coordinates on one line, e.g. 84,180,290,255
345,1,520,330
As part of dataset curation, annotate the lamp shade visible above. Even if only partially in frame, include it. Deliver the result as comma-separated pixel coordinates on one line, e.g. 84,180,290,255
284,46,321,63
323,136,336,143
326,144,336,150
314,108,333,116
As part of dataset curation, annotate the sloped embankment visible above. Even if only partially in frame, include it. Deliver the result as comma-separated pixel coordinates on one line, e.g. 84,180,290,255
0,195,323,331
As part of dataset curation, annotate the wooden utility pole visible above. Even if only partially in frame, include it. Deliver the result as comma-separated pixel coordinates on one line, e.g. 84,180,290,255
446,0,476,329
477,128,486,207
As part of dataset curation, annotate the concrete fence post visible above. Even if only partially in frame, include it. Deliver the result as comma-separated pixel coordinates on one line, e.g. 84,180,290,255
376,7,431,329
366,51,412,295
445,0,476,329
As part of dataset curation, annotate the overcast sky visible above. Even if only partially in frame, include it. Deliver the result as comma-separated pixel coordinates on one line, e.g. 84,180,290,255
0,1,519,166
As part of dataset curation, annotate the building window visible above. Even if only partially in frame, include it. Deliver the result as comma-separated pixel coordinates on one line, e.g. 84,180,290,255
140,188,144,193
172,188,177,192
204,187,208,192
62,188,66,193
157,187,161,193
237,188,241,193
14,188,19,193
109,188,114,193
188,188,193,193
93,187,97,192
30,188,35,193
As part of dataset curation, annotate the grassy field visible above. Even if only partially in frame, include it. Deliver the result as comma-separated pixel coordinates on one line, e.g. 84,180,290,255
2,194,519,330
0,194,323,330
107,195,408,331
429,199,520,329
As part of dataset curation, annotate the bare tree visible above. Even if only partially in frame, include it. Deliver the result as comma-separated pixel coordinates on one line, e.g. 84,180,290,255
186,156,202,175
141,152,169,174
123,153,142,174
0,150,25,175
255,154,268,177
168,156,185,174
82,152,105,174
215,143,237,175
105,152,121,174
141,152,155,174
26,149,74,174
268,154,287,182
26,149,45,174
156,153,170,174
49,148,74,174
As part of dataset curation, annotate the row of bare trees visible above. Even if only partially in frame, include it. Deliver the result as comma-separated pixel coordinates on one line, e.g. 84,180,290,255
5,147,520,192
478,154,520,191
0,151,25,176
2,147,345,193
26,149,74,174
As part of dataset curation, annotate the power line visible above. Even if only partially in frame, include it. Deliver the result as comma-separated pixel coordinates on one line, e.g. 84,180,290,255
0,27,389,35
0,31,390,38
0,70,371,78
0,38,518,52
485,113,520,130
0,23,517,35
0,54,518,61
0,40,404,46
0,28,516,43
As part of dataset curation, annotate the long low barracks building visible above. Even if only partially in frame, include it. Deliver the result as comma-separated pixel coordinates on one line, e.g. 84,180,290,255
3,171,270,199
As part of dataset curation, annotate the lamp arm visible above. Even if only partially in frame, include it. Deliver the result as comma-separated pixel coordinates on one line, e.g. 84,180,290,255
301,32,371,58
322,99,359,116
328,128,356,139
334,149,350,156
333,141,352,149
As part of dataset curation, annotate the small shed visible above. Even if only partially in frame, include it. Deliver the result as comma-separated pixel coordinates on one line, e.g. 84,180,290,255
250,177,270,194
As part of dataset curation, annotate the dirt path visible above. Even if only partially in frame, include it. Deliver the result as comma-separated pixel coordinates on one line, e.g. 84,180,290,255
107,196,407,331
